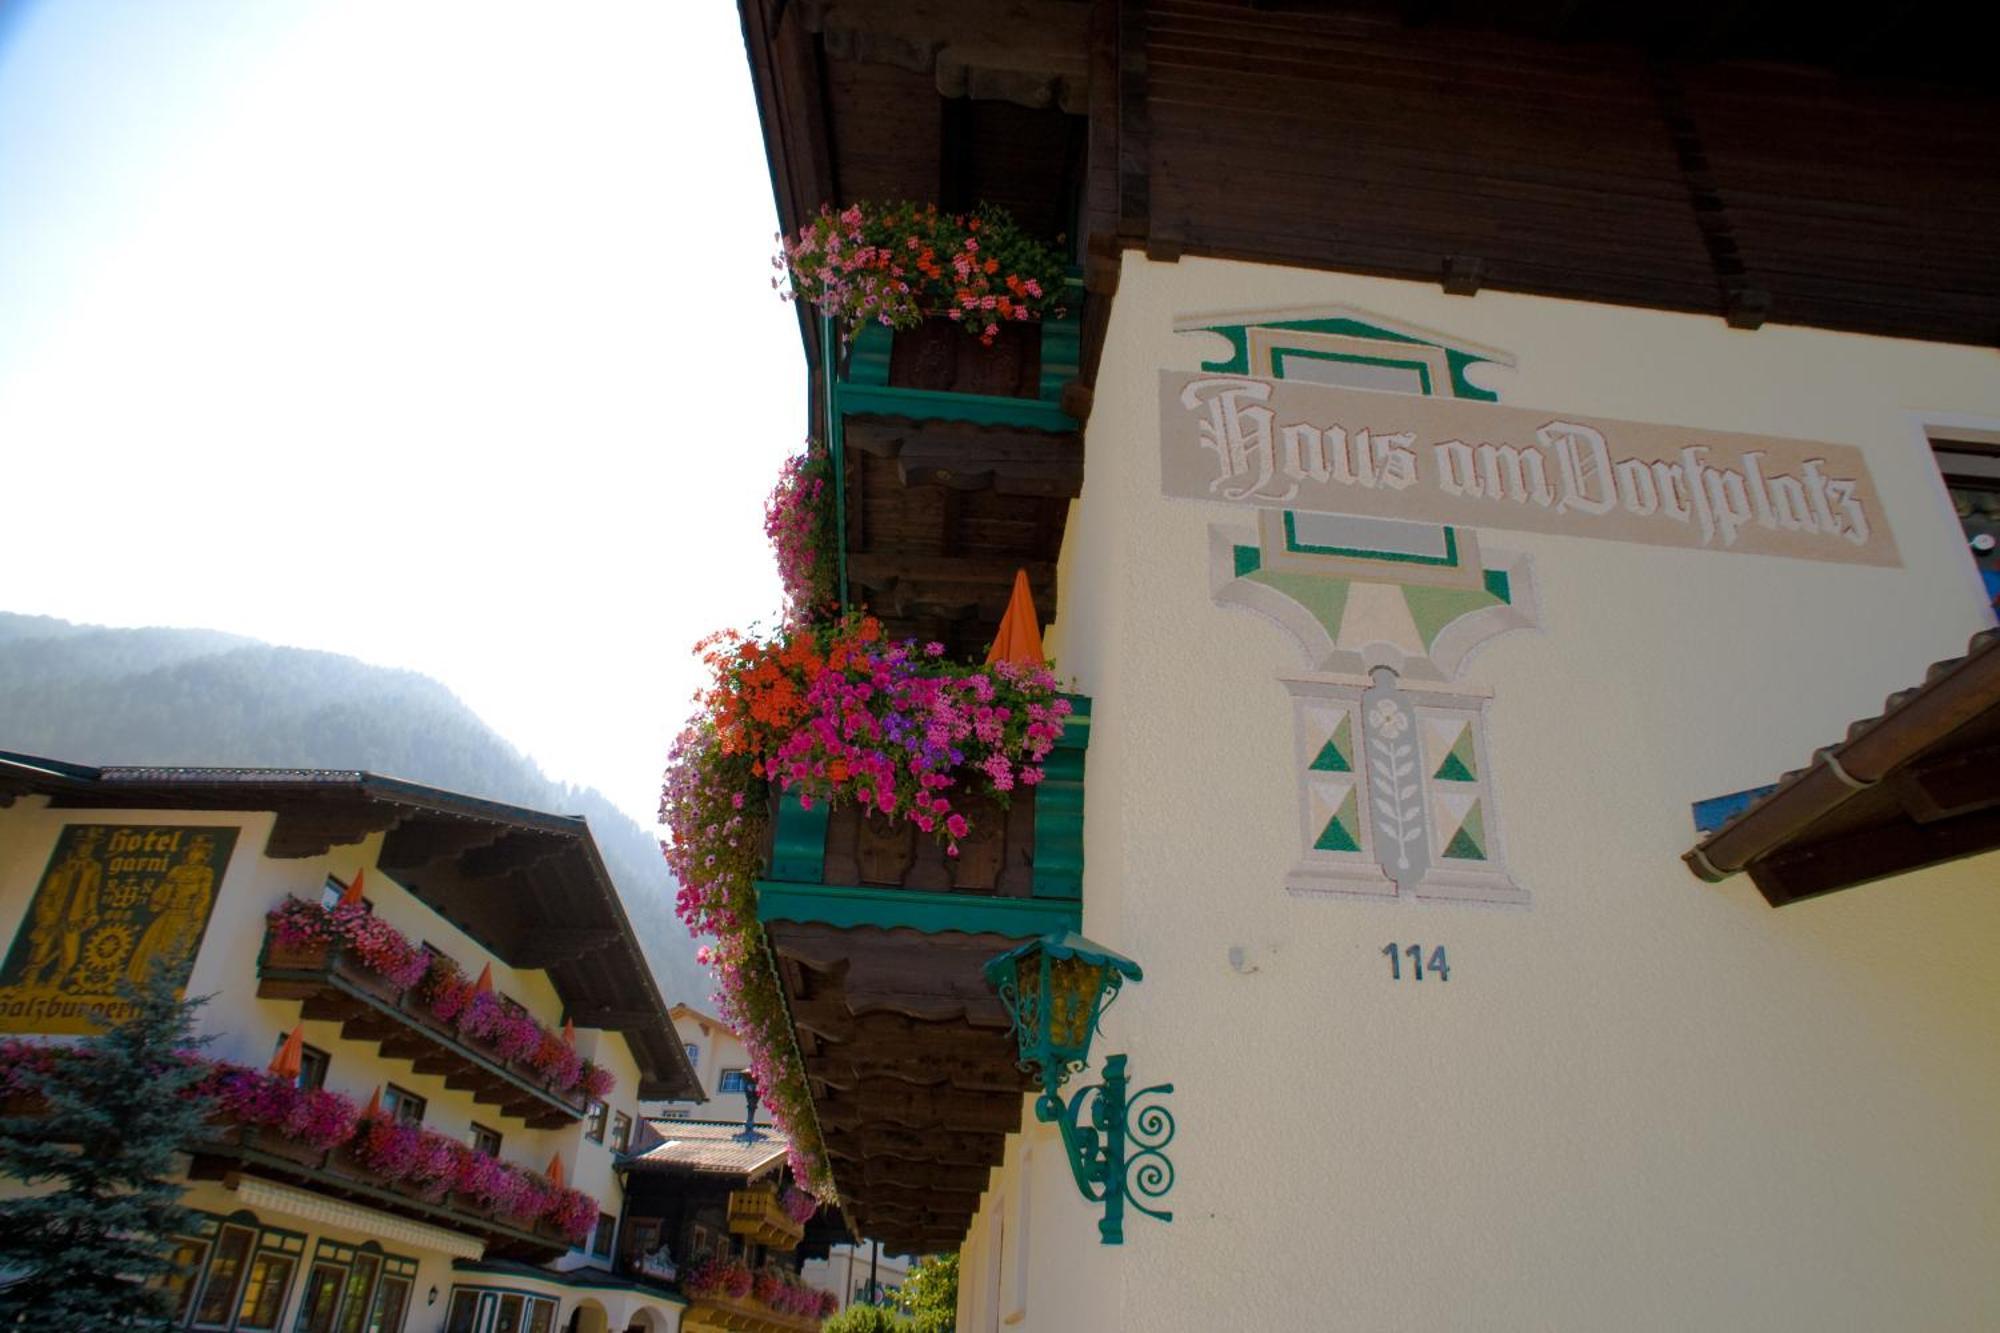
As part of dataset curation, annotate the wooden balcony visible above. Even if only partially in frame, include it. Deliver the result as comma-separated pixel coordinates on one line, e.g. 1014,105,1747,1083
726,1189,805,1251
255,927,587,1129
681,1292,819,1333
185,1124,575,1262
752,699,1089,1254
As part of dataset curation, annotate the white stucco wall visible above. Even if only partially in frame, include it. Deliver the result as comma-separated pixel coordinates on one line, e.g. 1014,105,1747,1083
963,256,2000,1331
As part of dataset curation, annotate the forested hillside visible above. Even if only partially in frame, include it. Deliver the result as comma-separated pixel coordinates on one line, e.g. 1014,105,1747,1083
0,612,707,1018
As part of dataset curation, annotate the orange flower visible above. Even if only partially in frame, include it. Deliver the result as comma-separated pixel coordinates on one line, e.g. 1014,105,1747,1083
828,759,850,782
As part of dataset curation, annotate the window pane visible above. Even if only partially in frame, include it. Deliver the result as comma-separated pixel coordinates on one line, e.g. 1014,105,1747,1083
369,1275,412,1333
156,1237,209,1321
526,1297,556,1333
586,1101,608,1142
496,1293,525,1333
335,1254,381,1333
192,1224,255,1326
235,1252,296,1330
719,1068,748,1093
611,1112,631,1153
445,1290,481,1333
298,1262,347,1333
591,1213,616,1260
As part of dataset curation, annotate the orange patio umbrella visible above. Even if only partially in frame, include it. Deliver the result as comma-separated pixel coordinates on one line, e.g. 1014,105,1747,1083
985,569,1046,669
337,867,366,908
363,1086,384,1121
545,1153,565,1188
268,1025,305,1081
473,963,494,995
562,1018,575,1045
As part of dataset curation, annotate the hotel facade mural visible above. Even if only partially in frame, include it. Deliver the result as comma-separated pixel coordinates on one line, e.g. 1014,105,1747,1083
0,822,238,1033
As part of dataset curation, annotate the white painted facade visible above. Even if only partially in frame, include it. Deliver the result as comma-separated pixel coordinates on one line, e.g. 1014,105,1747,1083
957,256,2000,1331
657,1004,771,1128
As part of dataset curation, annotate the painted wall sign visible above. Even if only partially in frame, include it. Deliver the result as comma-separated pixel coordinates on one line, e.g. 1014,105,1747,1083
1160,371,1900,566
0,824,238,1033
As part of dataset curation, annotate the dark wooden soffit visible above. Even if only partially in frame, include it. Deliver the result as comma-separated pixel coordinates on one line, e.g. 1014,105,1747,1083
0,753,702,1102
1685,629,2000,906
767,921,1033,1254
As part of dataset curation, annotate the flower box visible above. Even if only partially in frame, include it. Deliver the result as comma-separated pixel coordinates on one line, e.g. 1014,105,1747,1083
884,317,1042,399
216,1122,332,1170
681,1291,820,1333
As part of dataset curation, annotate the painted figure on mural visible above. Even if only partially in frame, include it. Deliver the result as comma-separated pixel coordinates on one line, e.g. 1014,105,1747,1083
125,834,218,984
22,825,104,988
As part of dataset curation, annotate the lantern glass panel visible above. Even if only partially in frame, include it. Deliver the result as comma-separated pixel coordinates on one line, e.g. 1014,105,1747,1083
1048,954,1109,1058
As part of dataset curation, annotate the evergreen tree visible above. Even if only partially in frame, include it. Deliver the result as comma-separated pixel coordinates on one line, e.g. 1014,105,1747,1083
0,965,212,1328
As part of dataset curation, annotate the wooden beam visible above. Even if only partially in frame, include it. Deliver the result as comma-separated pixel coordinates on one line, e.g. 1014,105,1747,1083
1115,0,1150,243
1748,805,2000,906
825,1124,1008,1168
503,926,622,968
816,1082,1024,1134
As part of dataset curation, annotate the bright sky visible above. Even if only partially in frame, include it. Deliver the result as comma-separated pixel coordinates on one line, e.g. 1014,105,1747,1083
0,0,806,828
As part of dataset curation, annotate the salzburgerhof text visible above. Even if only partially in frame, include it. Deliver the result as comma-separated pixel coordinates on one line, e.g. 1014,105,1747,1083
1159,372,1900,566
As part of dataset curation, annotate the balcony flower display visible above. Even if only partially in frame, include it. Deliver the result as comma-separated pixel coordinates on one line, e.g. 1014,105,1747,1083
780,1185,818,1225
776,201,1067,346
766,438,837,625
271,909,614,1102
2,1042,600,1244
660,613,1071,1198
206,1066,360,1151
267,897,429,991
683,1257,755,1301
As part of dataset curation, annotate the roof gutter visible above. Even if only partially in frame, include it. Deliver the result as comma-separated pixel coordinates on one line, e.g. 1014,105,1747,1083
1685,631,2000,881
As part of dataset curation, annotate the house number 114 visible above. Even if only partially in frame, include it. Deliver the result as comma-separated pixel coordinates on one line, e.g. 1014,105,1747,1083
1382,943,1450,981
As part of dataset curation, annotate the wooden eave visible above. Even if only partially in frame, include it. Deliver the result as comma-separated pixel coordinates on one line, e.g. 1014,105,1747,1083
768,922,1037,1253
1685,630,2000,905
0,753,702,1102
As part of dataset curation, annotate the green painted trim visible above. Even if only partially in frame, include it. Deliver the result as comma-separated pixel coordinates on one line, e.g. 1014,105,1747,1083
768,789,830,883
836,382,1078,432
1233,544,1262,576
847,323,894,388
1038,305,1082,405
1030,693,1091,900
1282,511,1460,567
1193,315,1501,400
755,880,1081,937
1271,347,1433,395
1482,568,1512,604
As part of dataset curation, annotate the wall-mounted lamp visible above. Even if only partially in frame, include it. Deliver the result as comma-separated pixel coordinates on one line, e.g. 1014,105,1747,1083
426,1286,438,1307
984,930,1175,1245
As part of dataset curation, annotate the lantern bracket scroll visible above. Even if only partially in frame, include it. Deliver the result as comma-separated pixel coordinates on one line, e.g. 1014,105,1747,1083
984,930,1176,1245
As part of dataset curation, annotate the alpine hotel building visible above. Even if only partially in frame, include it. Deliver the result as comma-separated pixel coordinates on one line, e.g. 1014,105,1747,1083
0,757,705,1333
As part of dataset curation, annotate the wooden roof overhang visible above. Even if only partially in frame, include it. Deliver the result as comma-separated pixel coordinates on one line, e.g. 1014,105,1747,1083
1685,630,2000,905
0,753,701,1102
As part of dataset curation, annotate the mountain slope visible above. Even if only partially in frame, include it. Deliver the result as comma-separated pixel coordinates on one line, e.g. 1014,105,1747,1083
0,612,707,1013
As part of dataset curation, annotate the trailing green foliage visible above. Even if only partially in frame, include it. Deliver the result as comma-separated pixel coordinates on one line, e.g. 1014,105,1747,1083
0,965,213,1328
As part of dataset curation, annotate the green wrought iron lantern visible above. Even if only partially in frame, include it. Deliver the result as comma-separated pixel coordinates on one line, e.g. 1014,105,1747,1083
984,930,1175,1245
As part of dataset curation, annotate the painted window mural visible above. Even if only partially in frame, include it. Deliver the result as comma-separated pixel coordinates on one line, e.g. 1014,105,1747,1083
0,823,238,1032
1176,310,1533,905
